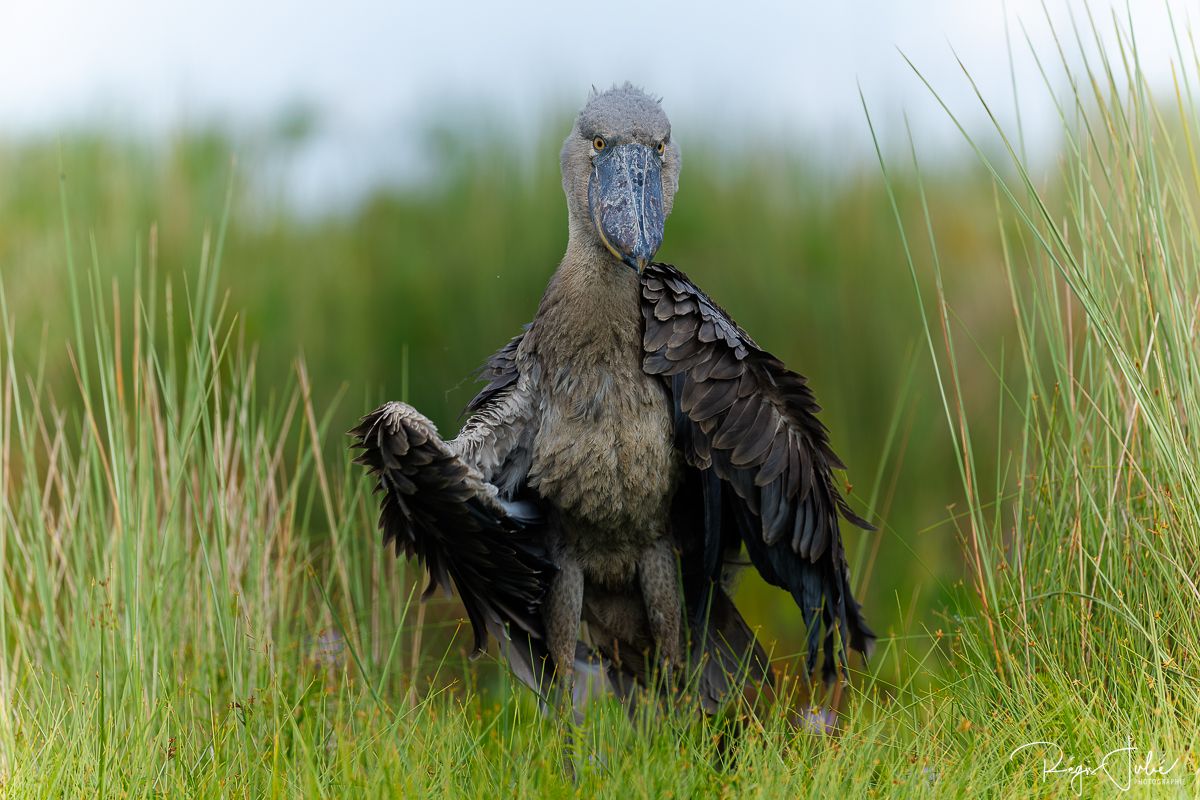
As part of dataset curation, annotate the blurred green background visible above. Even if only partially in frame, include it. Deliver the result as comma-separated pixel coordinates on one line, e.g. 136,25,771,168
0,119,1021,666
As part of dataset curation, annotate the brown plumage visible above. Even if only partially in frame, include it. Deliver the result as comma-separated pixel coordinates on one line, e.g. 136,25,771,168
351,83,873,711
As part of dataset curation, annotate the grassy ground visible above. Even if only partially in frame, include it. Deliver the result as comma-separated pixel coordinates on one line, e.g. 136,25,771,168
1,12,1199,798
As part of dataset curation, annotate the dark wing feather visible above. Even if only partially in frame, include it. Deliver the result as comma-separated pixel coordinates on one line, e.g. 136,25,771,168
464,326,526,417
642,263,874,682
350,401,554,656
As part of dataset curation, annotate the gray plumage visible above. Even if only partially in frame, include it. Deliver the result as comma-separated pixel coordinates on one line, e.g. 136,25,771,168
352,83,873,711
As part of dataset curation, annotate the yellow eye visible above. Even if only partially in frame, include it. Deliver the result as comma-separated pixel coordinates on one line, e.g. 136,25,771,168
592,136,606,151
656,140,666,155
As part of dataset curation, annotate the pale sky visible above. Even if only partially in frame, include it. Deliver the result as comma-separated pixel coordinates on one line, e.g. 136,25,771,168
0,1,1193,207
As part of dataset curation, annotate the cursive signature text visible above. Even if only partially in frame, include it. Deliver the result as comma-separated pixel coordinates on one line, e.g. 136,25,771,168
1009,740,1180,795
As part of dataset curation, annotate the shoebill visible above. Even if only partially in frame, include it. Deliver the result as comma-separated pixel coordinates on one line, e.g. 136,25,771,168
352,83,874,710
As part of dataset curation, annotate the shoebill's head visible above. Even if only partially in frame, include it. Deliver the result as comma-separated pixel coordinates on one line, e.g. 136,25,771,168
560,83,681,272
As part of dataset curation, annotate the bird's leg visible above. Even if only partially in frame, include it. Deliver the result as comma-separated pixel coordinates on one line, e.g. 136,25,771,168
545,550,584,709
637,538,683,686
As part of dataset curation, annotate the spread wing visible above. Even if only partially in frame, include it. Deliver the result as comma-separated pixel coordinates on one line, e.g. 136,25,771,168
450,328,535,495
641,263,875,681
350,402,553,656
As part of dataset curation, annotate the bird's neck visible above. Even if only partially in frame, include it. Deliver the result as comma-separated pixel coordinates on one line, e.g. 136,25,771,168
529,232,642,367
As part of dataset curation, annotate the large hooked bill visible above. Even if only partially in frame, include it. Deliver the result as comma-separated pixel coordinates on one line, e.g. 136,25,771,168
588,143,665,273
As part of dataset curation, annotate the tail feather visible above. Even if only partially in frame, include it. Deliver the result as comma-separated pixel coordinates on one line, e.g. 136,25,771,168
692,588,774,713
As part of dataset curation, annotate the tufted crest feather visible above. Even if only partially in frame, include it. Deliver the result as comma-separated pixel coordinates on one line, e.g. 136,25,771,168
577,83,670,141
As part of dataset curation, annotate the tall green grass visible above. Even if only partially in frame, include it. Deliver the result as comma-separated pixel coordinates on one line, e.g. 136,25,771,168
869,7,1200,794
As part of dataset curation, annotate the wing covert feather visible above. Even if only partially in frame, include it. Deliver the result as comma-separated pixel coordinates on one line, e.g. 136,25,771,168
641,262,874,681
